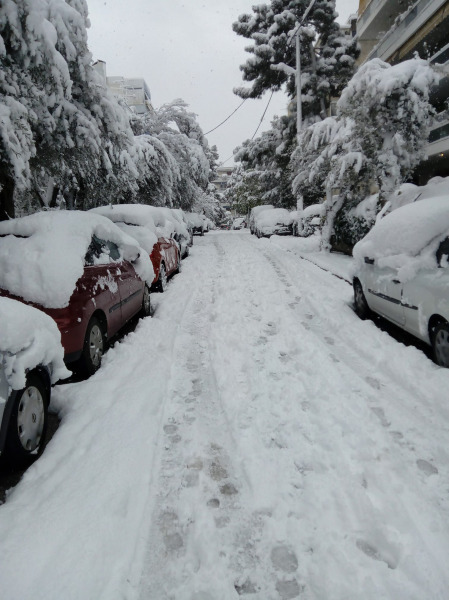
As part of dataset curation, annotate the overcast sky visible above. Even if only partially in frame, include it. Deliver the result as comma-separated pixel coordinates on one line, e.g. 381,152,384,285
86,0,358,165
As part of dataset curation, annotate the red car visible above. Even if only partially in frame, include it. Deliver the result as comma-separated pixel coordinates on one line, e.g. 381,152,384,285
91,204,181,293
0,211,153,375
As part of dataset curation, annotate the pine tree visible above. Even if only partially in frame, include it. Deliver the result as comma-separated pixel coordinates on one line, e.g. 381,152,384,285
233,0,359,123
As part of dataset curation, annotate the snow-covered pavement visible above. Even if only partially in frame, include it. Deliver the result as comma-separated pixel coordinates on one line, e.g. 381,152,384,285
1,231,448,600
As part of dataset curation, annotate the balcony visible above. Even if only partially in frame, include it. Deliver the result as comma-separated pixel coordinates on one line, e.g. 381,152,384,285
367,0,447,61
427,117,449,157
357,0,412,41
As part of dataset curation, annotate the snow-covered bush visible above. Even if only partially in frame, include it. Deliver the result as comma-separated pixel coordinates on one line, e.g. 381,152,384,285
293,58,440,250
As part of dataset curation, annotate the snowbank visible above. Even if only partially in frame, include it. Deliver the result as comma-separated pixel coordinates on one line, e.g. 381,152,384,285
0,298,70,390
0,211,153,308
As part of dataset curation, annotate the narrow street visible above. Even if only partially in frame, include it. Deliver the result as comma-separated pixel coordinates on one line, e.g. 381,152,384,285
1,231,448,600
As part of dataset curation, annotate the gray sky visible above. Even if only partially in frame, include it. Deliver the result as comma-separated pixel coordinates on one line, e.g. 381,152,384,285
86,0,358,165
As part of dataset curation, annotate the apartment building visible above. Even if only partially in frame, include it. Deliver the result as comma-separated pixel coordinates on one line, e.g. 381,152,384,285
357,0,449,181
93,60,154,115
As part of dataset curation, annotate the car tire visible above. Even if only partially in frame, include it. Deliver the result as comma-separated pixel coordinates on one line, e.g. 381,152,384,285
141,283,151,317
4,371,49,466
157,263,168,292
353,280,370,320
183,245,189,259
79,316,106,376
432,321,449,368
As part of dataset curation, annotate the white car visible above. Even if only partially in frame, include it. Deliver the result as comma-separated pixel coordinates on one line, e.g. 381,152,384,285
254,208,293,238
0,298,70,465
249,205,274,234
352,196,449,367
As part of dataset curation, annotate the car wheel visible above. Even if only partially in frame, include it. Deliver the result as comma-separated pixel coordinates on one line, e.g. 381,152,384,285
183,245,190,258
432,322,449,368
4,371,49,466
157,263,168,292
353,280,370,320
80,316,106,376
141,283,151,317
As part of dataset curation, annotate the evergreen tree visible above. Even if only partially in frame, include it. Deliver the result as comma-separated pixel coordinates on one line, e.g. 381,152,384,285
233,0,359,123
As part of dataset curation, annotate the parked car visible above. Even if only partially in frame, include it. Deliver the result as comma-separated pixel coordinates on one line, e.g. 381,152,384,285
292,204,324,237
0,211,153,375
91,204,181,293
186,212,206,236
249,205,274,234
254,208,293,238
352,196,449,367
170,208,193,256
232,217,246,230
0,298,70,465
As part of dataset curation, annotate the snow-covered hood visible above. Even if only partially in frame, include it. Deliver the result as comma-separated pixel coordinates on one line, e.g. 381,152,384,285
0,210,153,308
0,298,71,390
353,196,449,281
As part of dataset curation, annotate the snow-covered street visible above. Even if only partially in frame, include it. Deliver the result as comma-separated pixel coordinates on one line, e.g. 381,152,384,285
1,230,449,600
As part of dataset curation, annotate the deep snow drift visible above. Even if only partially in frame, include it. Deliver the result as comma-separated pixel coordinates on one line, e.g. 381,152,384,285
0,231,448,600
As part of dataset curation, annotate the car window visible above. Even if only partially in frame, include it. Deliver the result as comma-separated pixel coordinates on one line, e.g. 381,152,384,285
85,235,121,265
436,237,449,267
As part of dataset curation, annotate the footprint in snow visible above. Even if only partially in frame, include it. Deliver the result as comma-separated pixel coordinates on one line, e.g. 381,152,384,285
234,578,260,595
325,336,335,345
270,545,299,573
366,376,381,390
276,579,302,599
416,459,439,476
210,460,228,481
220,482,239,496
163,423,178,435
159,511,184,553
356,539,398,570
371,407,390,427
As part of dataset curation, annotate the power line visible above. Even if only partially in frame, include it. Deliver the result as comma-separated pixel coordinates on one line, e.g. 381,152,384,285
251,91,274,139
219,153,235,166
204,99,247,135
218,91,275,166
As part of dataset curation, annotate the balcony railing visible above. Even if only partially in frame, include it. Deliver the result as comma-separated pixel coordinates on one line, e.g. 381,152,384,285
429,120,449,144
367,0,439,60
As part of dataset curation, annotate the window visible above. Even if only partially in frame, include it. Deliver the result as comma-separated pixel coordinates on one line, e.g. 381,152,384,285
85,235,120,265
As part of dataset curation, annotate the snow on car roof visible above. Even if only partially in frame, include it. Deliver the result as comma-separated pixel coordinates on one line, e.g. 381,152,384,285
0,297,71,390
0,211,152,309
303,204,325,218
256,208,293,226
353,196,449,280
91,204,159,251
93,204,188,242
184,212,204,227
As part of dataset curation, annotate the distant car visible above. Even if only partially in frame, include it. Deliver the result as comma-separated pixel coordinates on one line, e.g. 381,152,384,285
232,217,246,230
353,196,449,367
0,211,153,375
170,208,193,257
254,208,293,238
249,205,274,234
0,298,70,465
91,204,181,293
186,212,206,236
292,204,324,237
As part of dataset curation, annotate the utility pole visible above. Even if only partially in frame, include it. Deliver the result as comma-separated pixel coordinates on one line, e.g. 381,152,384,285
295,0,318,142
294,0,318,213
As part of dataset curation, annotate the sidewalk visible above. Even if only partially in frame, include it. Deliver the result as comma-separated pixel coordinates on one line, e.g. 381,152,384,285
268,234,355,284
